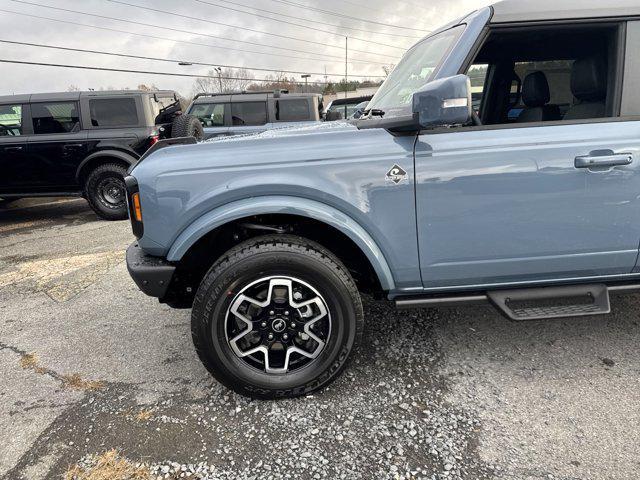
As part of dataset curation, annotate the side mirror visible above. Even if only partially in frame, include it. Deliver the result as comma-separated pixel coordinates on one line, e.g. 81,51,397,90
412,74,472,129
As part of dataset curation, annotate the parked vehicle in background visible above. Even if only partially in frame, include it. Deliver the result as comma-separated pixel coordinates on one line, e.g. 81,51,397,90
125,0,640,399
349,101,370,119
324,95,373,120
0,90,203,220
187,90,323,139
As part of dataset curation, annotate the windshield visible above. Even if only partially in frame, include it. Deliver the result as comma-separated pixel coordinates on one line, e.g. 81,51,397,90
367,25,464,117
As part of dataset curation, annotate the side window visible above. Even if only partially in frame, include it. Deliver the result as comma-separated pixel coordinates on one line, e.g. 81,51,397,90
327,103,351,119
327,103,345,118
512,61,574,119
345,102,362,118
32,102,80,134
190,103,225,127
506,77,522,121
277,99,310,121
89,98,138,127
150,96,176,121
0,104,23,136
231,102,267,126
466,23,621,126
468,64,489,115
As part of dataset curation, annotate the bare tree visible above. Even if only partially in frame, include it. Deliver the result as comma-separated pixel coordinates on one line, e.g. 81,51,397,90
137,83,159,91
191,68,254,95
247,72,299,92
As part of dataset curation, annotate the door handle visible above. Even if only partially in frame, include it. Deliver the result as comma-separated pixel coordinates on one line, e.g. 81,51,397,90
575,153,633,169
3,146,23,152
64,143,85,149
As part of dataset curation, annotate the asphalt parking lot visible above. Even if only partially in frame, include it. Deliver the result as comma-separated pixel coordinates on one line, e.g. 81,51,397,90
1,198,640,480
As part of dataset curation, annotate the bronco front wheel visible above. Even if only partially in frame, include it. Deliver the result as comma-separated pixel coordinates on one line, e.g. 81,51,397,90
191,235,363,399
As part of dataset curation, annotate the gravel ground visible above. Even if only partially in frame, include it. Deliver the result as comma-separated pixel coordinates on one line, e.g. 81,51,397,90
1,198,639,480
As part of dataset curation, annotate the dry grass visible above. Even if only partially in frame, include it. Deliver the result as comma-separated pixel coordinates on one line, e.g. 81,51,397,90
20,354,105,390
19,353,39,369
135,409,153,422
61,373,105,391
19,353,48,374
64,450,150,480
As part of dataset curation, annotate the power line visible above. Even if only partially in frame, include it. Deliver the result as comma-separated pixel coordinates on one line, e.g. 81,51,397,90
0,8,328,63
334,0,432,16
200,0,420,40
104,0,401,57
10,0,376,60
330,0,398,18
265,0,430,33
392,0,438,13
0,8,394,66
0,58,342,85
0,39,387,78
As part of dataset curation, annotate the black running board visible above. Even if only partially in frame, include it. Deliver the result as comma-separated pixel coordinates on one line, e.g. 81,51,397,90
487,284,609,321
395,283,640,321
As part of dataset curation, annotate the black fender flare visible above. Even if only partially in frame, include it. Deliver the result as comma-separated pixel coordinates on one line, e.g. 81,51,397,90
75,149,139,182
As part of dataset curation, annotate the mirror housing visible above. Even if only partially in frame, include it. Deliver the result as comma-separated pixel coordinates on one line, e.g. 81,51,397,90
356,74,473,134
412,74,473,129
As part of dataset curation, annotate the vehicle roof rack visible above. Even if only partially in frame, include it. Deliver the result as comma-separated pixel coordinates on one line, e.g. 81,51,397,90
193,89,289,100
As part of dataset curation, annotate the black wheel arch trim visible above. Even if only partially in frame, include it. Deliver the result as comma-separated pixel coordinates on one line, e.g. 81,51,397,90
75,149,139,181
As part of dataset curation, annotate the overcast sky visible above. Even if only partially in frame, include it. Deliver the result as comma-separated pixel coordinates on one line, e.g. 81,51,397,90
0,0,494,97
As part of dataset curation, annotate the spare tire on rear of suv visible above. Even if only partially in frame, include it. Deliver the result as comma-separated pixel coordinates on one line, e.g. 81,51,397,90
171,114,204,141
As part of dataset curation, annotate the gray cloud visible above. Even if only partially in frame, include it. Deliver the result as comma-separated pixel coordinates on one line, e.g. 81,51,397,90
0,0,493,97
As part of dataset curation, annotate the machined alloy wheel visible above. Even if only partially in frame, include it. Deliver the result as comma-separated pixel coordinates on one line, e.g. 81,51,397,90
225,276,331,374
191,235,363,399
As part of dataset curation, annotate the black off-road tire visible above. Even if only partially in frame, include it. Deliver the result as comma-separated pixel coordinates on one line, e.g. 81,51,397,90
171,114,204,141
191,235,364,399
84,163,128,221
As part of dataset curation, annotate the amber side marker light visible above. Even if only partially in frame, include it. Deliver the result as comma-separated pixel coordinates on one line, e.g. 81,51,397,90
132,192,143,222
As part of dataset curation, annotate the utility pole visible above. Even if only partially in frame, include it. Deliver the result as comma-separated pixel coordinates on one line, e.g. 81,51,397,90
344,37,348,99
301,74,311,93
215,67,223,92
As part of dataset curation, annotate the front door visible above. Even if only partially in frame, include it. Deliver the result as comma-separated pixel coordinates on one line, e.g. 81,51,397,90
0,103,31,194
415,121,640,289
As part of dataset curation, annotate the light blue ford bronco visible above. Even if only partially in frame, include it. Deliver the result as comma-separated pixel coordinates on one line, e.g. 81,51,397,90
125,0,640,398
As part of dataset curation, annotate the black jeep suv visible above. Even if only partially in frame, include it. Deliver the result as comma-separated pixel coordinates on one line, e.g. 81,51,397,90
0,90,203,220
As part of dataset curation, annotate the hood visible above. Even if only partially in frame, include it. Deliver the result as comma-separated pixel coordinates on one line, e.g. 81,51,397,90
131,120,367,177
204,120,355,143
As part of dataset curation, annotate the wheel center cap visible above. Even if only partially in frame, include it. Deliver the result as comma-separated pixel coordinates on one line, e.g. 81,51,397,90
271,318,286,333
